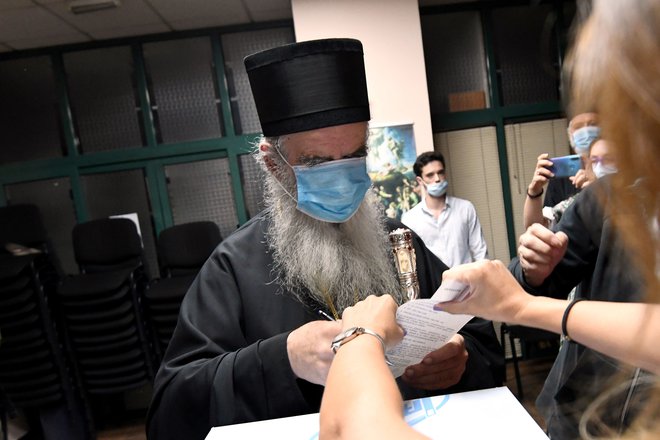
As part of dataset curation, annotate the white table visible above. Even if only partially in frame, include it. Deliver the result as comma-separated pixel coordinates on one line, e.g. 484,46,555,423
206,386,548,439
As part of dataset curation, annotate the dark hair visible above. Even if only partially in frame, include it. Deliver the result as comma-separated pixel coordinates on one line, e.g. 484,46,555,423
413,151,445,177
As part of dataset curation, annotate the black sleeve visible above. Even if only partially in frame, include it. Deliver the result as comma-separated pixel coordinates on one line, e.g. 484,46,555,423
387,219,505,393
510,183,603,299
544,177,580,208
146,247,317,440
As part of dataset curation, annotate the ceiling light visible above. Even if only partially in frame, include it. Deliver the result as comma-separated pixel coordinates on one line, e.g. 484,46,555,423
69,0,121,15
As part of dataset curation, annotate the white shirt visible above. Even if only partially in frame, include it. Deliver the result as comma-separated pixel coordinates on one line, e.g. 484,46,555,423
401,196,488,268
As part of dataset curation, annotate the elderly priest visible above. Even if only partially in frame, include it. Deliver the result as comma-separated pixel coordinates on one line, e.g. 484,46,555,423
147,38,504,440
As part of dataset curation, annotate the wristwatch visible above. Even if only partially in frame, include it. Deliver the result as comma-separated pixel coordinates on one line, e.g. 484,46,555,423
330,327,393,366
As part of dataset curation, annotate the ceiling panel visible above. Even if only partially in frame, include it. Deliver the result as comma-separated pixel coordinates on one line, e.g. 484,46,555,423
0,1,34,11
150,0,250,30
244,0,292,22
0,0,294,52
44,0,167,34
0,7,81,40
91,22,171,39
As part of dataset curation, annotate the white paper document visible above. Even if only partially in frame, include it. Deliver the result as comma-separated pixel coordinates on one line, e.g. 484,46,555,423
387,280,473,378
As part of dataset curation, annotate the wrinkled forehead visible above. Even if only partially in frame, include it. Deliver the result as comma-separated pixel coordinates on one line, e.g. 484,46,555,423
280,121,368,164
569,112,599,132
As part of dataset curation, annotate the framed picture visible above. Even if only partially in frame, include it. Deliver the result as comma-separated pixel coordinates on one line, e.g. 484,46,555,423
367,123,420,220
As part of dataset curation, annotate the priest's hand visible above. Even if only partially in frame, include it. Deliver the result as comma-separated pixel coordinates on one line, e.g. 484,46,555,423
287,320,343,385
400,334,468,390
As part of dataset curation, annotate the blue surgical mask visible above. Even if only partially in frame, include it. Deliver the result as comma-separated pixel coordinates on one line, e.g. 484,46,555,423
280,155,372,223
426,180,448,198
572,126,601,155
592,162,618,179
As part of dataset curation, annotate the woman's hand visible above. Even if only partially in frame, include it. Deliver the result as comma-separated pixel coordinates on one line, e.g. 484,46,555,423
341,295,404,349
435,260,532,324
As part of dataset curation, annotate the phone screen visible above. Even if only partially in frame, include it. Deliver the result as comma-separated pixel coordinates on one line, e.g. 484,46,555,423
547,155,582,178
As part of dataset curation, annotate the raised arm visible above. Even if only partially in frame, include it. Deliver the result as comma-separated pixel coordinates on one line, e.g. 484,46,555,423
523,153,554,229
439,260,660,375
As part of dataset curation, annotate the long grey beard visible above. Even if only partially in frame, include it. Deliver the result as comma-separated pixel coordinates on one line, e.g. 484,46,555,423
262,170,404,315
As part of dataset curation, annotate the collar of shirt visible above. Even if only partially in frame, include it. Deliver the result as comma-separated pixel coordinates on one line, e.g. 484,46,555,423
420,196,453,217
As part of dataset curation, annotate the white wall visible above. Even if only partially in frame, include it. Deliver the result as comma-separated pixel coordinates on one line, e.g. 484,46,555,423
292,0,434,153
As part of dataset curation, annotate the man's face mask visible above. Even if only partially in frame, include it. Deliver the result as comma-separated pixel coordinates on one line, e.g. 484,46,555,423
572,126,601,155
425,180,448,198
275,145,372,223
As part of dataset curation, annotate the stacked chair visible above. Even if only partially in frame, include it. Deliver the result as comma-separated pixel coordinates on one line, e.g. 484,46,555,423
146,221,221,354
0,204,62,294
57,218,157,398
0,204,93,439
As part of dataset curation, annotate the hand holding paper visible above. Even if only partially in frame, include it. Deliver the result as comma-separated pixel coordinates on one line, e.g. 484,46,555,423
400,334,468,390
386,280,473,378
435,260,532,324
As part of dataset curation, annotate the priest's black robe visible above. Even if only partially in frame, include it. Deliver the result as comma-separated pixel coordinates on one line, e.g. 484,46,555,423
147,214,504,440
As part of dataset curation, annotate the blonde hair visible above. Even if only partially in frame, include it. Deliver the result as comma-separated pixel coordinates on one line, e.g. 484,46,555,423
567,0,660,437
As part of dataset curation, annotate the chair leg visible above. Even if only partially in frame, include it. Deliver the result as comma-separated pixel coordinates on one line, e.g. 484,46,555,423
500,324,507,382
1,408,7,440
509,333,524,400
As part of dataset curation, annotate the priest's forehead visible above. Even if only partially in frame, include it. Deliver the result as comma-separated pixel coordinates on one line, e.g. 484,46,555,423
281,122,368,165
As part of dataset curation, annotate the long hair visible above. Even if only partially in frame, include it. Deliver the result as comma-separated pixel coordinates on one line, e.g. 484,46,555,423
566,0,660,437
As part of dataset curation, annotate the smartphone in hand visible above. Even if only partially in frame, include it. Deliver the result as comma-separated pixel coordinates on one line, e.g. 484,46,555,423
547,154,582,178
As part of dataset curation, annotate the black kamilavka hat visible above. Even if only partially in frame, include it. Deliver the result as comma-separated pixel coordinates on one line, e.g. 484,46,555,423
244,38,370,137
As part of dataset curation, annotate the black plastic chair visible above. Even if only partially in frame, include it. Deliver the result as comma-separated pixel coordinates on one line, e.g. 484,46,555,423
146,221,221,353
57,218,157,396
0,203,63,292
501,323,559,400
0,255,94,439
156,221,221,278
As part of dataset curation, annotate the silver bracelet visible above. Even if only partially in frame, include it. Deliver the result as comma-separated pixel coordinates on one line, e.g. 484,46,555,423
331,327,393,366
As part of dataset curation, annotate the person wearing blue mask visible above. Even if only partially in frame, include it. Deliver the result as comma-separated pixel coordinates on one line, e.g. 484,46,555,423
523,111,601,229
147,38,504,440
568,112,600,156
401,152,488,268
588,139,618,180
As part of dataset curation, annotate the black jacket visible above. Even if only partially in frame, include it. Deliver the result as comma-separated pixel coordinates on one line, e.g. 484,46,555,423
147,214,504,440
510,177,647,439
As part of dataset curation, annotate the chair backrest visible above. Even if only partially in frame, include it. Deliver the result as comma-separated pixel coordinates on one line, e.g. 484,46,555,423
0,204,63,285
157,221,221,277
73,218,143,273
0,204,48,251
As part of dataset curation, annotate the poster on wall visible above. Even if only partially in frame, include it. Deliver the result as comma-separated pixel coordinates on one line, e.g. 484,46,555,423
366,123,420,220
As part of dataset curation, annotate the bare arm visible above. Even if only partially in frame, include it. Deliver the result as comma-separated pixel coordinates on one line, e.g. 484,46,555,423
523,153,554,229
438,260,660,375
519,296,660,374
320,296,427,440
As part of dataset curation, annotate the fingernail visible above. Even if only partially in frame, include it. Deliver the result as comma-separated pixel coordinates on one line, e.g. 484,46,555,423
433,303,443,311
